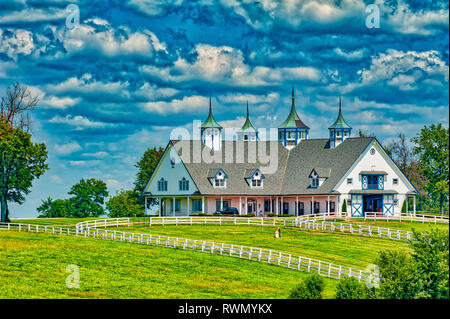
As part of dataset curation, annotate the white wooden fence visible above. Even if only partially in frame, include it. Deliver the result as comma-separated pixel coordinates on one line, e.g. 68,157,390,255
1,222,369,282
74,214,440,242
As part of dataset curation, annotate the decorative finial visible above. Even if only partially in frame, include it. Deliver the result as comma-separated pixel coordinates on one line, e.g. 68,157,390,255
339,96,342,113
209,96,212,112
246,100,249,117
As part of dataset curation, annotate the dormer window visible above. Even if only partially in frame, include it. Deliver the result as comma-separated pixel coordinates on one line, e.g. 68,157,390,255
309,168,330,189
311,177,319,188
210,169,228,188
246,169,264,188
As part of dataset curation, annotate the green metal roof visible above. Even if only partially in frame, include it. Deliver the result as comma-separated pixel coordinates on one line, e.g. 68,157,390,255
240,102,257,133
201,98,222,129
329,97,351,130
278,88,309,129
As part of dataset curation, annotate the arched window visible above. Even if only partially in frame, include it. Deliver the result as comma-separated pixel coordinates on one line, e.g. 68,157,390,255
179,177,189,191
157,178,168,191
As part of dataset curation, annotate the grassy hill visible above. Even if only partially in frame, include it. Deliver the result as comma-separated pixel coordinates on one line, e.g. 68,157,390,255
0,230,338,298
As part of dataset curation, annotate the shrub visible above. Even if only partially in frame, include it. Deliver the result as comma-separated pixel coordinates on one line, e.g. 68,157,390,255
335,277,366,299
288,273,325,299
401,200,407,214
342,199,347,213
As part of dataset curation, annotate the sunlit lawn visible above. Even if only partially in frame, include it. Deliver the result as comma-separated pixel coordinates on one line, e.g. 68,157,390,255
0,230,338,299
119,224,411,269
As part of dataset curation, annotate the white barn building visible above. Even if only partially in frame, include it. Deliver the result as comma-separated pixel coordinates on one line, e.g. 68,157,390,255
143,90,418,217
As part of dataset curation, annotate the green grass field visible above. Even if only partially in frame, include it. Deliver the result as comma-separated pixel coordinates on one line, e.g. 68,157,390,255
0,230,338,299
117,224,411,269
3,217,447,299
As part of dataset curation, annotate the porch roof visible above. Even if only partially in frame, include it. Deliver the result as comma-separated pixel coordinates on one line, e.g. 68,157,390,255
359,170,388,175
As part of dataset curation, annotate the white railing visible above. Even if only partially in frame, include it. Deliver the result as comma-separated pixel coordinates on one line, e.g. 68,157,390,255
365,212,449,224
297,219,413,241
1,223,369,282
76,215,427,242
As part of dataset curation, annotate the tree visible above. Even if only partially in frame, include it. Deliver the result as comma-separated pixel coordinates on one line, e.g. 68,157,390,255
106,189,143,217
401,200,407,214
37,197,73,218
411,124,449,214
409,229,449,299
342,199,347,213
335,277,367,299
374,229,449,299
288,273,325,299
386,133,411,172
0,122,48,222
133,146,164,207
68,178,108,217
375,250,416,299
1,82,39,132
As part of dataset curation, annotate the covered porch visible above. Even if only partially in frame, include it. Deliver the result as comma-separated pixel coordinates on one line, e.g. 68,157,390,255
145,194,341,216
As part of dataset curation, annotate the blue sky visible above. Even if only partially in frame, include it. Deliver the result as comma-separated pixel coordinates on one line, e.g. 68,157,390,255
1,0,448,218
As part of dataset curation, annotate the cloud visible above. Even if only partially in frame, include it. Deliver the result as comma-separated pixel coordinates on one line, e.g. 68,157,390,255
357,49,449,88
333,47,367,61
54,141,82,155
69,160,101,167
59,21,166,57
46,73,130,98
49,175,64,184
49,114,115,130
0,29,34,59
140,44,322,87
140,95,208,114
81,151,109,158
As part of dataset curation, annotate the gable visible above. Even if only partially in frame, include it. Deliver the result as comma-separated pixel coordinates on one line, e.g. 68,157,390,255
333,139,418,194
143,143,199,196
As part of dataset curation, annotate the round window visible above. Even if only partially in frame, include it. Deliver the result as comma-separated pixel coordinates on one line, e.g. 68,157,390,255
370,148,376,155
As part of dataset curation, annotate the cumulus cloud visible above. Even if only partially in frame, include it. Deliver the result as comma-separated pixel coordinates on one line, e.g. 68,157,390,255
46,73,130,98
54,141,82,155
0,29,34,60
357,49,449,90
140,95,209,114
140,44,322,87
49,114,115,130
58,20,166,57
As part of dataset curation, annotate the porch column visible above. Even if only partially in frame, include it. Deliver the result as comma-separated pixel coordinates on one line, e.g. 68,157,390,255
220,196,223,211
327,195,330,215
173,197,175,216
281,197,283,215
159,197,162,217
405,196,408,215
187,196,190,216
312,196,314,214
413,196,416,216
270,196,272,214
337,195,340,217
144,197,148,215
239,197,242,215
245,197,248,214
202,196,205,214
296,196,298,216
275,197,278,215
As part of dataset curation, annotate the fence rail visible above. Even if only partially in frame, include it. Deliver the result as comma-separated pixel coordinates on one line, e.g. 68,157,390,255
1,222,369,282
74,213,443,242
